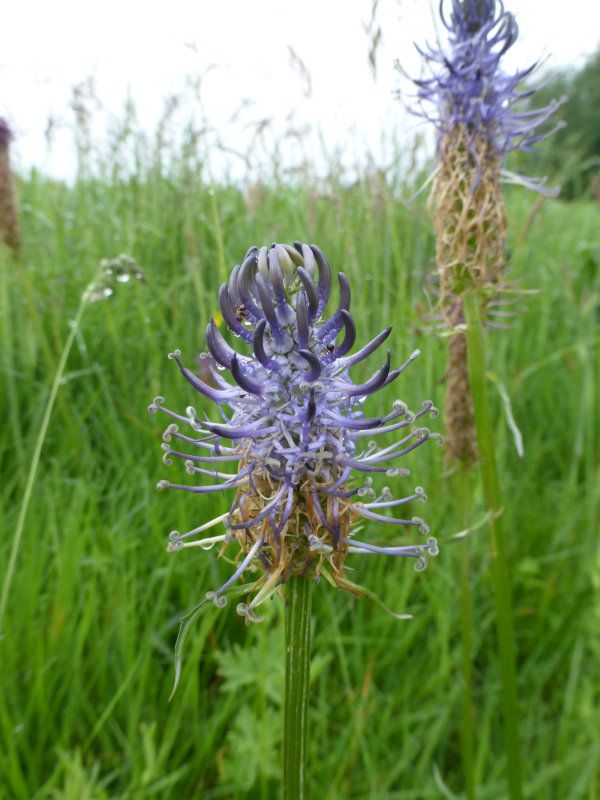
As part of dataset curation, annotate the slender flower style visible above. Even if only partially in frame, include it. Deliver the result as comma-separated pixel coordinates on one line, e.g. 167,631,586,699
0,117,21,255
404,0,564,462
149,243,440,622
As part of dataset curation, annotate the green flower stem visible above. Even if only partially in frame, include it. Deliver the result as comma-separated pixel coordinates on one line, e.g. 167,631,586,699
0,289,90,627
464,290,523,800
284,575,313,800
456,465,476,800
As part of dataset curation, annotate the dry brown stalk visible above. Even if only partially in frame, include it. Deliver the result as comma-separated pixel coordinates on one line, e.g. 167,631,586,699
0,134,21,255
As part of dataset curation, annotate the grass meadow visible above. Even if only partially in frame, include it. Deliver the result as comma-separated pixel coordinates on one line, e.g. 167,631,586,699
0,137,598,798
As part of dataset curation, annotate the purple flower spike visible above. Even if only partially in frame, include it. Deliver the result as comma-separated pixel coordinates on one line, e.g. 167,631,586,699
333,310,357,358
151,243,440,622
403,0,565,192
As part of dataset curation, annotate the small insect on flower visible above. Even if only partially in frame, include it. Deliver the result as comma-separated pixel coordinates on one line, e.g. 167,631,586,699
149,243,440,623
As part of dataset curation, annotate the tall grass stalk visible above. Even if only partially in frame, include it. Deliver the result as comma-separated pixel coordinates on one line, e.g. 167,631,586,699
284,576,313,800
456,466,476,800
0,285,92,627
464,290,523,800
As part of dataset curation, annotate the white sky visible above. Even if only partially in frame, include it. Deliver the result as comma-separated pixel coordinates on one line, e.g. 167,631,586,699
1,0,599,179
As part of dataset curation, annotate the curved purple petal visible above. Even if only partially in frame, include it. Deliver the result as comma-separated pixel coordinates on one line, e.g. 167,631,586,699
231,354,263,395
298,349,322,382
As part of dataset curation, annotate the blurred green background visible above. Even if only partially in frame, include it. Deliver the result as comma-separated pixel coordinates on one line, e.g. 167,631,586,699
1,51,599,799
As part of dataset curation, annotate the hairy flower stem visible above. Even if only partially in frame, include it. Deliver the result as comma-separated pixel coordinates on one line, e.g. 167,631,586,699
284,576,313,800
456,466,476,800
464,291,523,800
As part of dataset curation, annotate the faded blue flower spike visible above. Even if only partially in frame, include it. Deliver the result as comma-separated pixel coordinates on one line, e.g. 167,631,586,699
149,243,440,622
404,0,565,193
400,2,566,462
